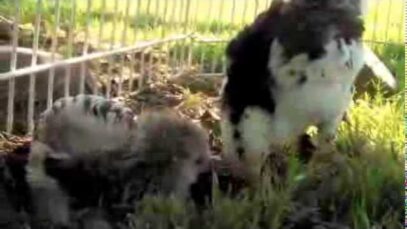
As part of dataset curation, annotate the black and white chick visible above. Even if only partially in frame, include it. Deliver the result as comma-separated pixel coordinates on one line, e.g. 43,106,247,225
25,94,211,228
220,0,366,175
26,94,137,228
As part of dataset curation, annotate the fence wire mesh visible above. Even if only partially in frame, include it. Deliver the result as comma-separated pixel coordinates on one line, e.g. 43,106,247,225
0,0,404,134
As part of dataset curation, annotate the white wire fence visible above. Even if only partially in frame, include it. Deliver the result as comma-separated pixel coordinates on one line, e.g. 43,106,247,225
0,0,404,134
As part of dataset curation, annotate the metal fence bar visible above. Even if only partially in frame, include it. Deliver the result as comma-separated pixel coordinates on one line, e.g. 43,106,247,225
162,2,170,74
222,0,237,74
147,47,153,84
173,0,185,72
144,0,153,40
159,0,170,71
118,0,132,95
253,0,260,19
197,73,224,77
360,39,402,45
94,0,105,95
265,0,271,8
106,0,119,98
97,0,106,48
137,0,153,88
6,0,20,133
169,0,179,71
79,0,92,94
186,36,193,68
46,0,61,109
186,0,200,68
241,0,249,26
230,0,237,28
138,47,146,90
1,32,397,82
199,0,213,73
27,0,42,135
384,0,393,42
261,0,269,12
127,53,135,92
127,0,141,92
370,0,380,44
132,0,142,44
147,0,162,82
179,0,192,71
153,0,160,38
0,36,191,81
64,0,76,98
398,3,404,41
160,0,169,39
210,0,225,73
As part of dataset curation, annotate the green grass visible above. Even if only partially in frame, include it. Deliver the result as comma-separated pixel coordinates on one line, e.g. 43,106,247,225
168,42,227,73
125,91,403,228
373,43,405,91
364,0,405,44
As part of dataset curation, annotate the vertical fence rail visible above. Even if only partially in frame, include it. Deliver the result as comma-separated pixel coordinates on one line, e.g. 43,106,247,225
65,0,76,98
199,0,213,73
0,0,404,134
146,0,156,82
241,0,249,26
79,0,92,95
118,0,132,95
180,0,192,71
138,0,152,89
27,0,42,135
209,0,225,74
398,2,404,42
173,0,184,72
384,0,393,42
189,0,200,69
6,0,20,133
46,0,61,109
169,0,179,74
132,0,142,44
159,0,170,75
106,0,119,98
128,0,140,92
97,0,106,49
97,0,107,95
223,0,237,74
160,0,169,39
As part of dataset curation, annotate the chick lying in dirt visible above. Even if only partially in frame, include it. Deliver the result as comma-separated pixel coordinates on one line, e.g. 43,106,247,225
25,94,211,229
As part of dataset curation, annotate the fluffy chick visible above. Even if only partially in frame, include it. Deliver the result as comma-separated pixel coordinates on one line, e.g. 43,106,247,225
118,110,211,204
220,0,365,175
26,95,211,228
26,94,136,228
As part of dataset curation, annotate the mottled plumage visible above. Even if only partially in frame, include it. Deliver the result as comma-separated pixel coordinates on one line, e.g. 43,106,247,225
221,0,365,174
26,95,210,228
120,111,211,203
27,95,136,228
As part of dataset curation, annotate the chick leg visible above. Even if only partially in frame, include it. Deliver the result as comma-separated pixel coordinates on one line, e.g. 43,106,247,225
317,116,342,153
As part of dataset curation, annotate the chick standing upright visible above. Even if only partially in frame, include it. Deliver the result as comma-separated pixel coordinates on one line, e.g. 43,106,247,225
220,0,366,175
